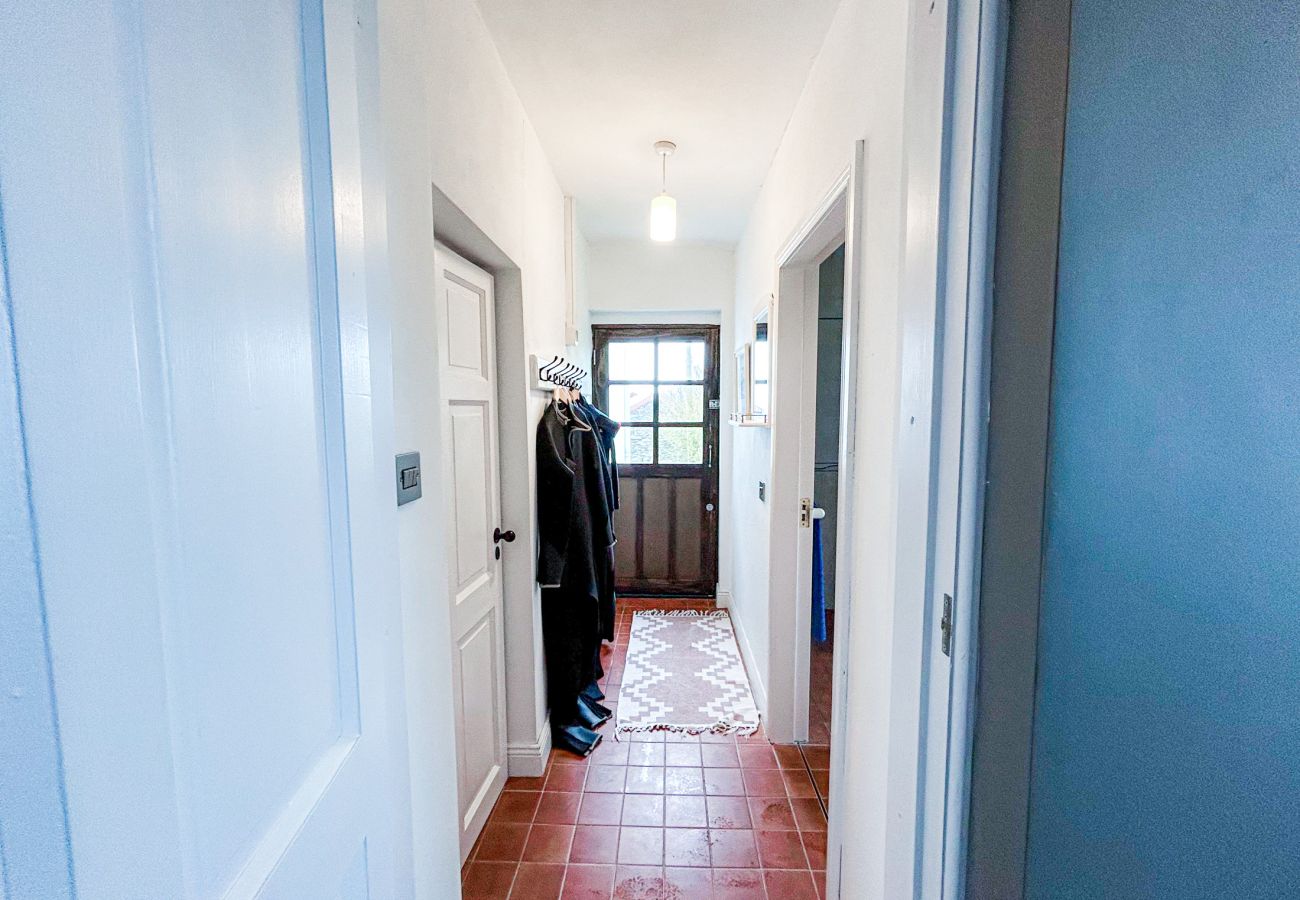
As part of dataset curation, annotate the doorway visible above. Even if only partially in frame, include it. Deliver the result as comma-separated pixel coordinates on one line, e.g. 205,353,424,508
761,161,860,897
432,244,510,861
808,244,846,772
591,324,721,596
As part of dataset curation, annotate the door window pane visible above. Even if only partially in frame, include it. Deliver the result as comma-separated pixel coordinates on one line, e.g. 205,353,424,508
657,340,706,381
657,385,704,423
609,341,655,380
658,427,704,464
608,384,654,423
615,425,654,464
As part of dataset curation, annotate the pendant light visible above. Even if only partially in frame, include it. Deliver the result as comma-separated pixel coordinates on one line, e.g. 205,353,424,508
650,140,677,242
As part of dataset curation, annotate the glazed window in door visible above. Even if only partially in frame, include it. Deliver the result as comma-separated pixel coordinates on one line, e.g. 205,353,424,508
593,325,720,596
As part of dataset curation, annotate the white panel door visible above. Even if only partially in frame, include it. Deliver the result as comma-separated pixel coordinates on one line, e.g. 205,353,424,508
433,246,509,861
0,1,404,898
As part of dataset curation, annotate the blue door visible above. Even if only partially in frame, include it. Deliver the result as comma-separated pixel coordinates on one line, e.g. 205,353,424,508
1025,2,1300,897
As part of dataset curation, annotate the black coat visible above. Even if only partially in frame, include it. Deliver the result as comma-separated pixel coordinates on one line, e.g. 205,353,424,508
580,400,621,513
577,400,620,641
535,401,614,725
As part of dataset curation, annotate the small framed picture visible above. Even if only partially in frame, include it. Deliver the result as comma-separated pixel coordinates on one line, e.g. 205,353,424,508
734,343,751,422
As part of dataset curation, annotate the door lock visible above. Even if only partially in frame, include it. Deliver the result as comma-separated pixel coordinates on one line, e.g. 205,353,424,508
800,497,813,528
940,593,954,657
493,527,515,560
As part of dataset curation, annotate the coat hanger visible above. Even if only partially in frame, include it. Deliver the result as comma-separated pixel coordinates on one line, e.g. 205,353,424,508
562,364,592,431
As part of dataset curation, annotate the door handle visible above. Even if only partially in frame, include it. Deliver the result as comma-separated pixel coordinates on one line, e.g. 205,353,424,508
493,527,516,544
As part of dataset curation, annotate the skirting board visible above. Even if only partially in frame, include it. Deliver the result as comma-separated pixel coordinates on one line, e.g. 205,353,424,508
716,591,768,716
507,714,552,778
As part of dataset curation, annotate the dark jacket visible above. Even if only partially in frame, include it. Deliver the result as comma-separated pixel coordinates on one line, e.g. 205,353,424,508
580,400,621,513
535,404,576,588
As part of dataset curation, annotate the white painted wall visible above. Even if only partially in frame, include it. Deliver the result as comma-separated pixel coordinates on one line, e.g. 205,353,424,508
376,2,460,896
378,0,576,894
723,0,954,895
568,223,593,389
726,0,907,733
587,241,735,315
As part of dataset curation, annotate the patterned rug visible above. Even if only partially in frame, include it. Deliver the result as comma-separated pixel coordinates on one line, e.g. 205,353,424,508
615,610,761,737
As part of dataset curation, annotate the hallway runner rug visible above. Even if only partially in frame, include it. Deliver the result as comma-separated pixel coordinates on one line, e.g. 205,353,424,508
615,610,761,737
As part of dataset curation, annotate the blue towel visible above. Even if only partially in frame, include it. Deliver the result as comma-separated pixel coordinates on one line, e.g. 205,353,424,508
811,517,828,642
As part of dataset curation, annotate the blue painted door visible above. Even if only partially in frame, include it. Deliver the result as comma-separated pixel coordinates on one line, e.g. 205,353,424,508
0,1,405,897
1025,2,1300,897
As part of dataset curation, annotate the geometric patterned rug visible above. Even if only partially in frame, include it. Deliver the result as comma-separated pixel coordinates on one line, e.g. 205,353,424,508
614,610,761,738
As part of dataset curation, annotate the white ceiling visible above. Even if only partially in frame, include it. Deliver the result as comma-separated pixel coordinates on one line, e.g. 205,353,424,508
475,0,844,244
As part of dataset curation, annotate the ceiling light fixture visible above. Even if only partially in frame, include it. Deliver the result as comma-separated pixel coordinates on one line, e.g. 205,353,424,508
650,140,677,242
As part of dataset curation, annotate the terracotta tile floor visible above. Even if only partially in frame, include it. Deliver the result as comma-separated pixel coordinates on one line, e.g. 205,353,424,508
461,599,829,899
808,610,834,745
806,610,833,811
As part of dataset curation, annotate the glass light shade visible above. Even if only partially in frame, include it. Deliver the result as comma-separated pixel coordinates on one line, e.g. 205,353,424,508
650,192,677,242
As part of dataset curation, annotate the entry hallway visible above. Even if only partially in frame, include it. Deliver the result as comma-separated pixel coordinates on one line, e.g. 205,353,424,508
461,600,831,899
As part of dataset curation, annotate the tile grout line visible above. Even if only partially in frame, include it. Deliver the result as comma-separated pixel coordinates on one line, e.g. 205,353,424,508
475,597,822,898
796,741,829,820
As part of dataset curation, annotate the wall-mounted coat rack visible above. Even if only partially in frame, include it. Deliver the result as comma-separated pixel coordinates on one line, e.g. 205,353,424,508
530,353,588,391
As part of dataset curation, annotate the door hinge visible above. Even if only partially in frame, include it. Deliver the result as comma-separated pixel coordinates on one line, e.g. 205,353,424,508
940,593,954,657
800,497,813,528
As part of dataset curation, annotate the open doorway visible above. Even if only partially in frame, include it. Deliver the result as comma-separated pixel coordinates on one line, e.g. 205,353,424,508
808,244,845,796
759,151,863,894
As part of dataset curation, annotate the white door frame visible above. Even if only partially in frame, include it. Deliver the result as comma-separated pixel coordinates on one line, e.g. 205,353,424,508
432,244,509,861
765,153,862,900
765,0,1005,891
922,0,1006,894
767,158,857,750
426,187,553,780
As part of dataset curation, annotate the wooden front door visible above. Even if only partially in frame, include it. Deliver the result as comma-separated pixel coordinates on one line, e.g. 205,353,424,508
593,325,720,596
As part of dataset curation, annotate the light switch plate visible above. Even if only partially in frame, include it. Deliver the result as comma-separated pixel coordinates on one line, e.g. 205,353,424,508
395,451,422,505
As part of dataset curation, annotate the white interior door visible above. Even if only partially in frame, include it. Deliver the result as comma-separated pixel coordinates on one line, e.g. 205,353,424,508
433,245,509,861
0,2,404,897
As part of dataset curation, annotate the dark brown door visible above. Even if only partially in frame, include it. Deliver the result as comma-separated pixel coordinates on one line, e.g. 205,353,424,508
593,325,720,596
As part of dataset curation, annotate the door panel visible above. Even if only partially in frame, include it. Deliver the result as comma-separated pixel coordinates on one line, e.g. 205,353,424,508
0,1,399,896
435,247,508,861
595,325,720,596
456,611,503,803
673,482,703,581
640,478,672,579
451,402,493,594
1023,2,1300,897
445,276,489,374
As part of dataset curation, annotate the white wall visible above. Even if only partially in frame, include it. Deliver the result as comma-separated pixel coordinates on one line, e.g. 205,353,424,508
378,0,575,894
587,241,734,315
726,0,907,731
723,0,947,895
568,225,593,388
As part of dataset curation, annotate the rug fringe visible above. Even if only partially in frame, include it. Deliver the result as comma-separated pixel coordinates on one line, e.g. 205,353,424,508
630,609,729,619
613,721,760,740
